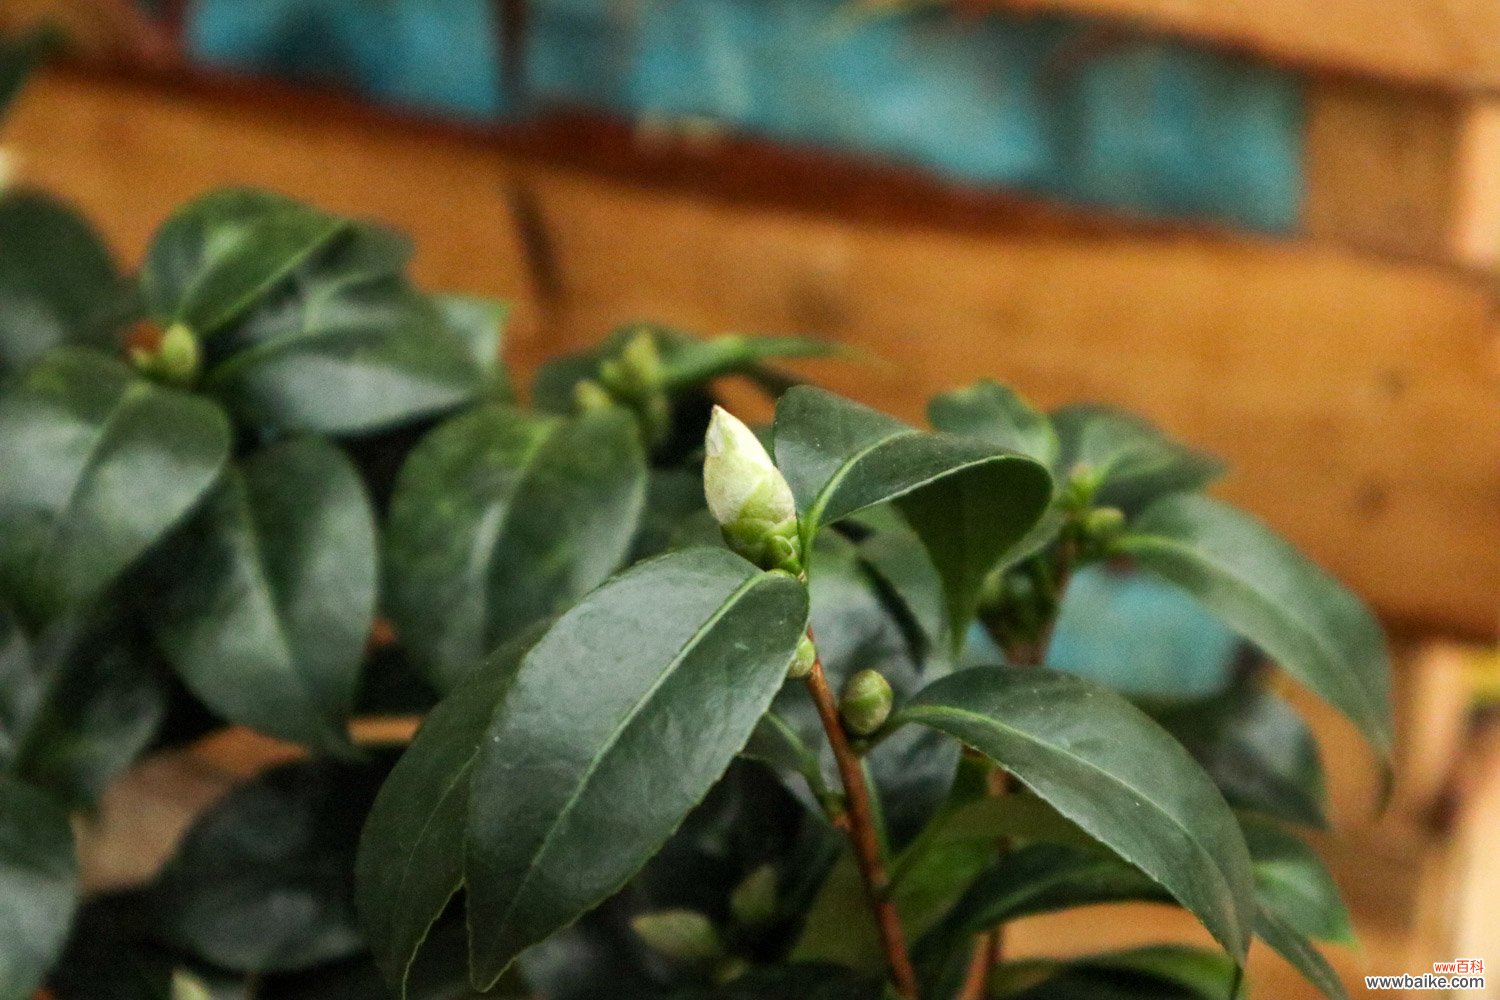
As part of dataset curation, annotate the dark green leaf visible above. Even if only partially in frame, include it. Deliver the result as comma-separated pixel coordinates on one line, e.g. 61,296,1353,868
657,334,836,391
202,226,488,434
0,349,230,626
358,549,808,994
855,514,951,665
0,191,126,379
434,294,510,401
1255,908,1348,1000
993,946,1242,1000
356,630,538,999
152,757,390,973
936,842,1167,933
773,386,1051,647
1156,684,1328,828
929,380,1058,467
0,27,56,121
893,667,1255,961
675,963,878,1000
1052,404,1224,512
0,775,77,1000
385,405,648,691
0,605,166,809
631,468,709,561
148,438,374,753
1241,816,1351,944
142,189,345,336
464,548,808,986
915,843,1168,997
1120,494,1394,758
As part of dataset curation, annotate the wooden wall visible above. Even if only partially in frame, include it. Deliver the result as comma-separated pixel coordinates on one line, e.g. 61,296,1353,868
6,69,1498,637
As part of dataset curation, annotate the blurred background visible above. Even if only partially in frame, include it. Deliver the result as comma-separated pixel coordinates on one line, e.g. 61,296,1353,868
1,0,1497,996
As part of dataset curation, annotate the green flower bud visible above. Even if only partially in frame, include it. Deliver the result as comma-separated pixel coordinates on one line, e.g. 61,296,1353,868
730,864,779,927
621,329,664,388
130,322,201,387
787,634,816,679
704,406,803,573
1084,506,1126,539
840,669,893,736
573,377,616,413
630,909,723,962
171,970,215,1000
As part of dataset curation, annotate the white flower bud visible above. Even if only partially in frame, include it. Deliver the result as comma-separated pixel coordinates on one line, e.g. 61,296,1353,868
703,406,795,528
703,406,804,573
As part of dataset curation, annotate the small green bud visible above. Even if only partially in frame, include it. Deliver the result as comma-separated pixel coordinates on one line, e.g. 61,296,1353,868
704,406,803,573
787,634,816,679
573,378,616,413
630,909,723,962
621,329,664,388
171,970,215,1000
130,322,201,387
1063,464,1103,510
840,669,893,736
1083,506,1126,539
730,864,779,927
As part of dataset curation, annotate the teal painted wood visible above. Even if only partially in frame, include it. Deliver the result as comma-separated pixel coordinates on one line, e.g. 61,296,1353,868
177,0,1303,231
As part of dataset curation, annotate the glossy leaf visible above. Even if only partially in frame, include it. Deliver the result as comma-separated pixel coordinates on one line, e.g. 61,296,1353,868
915,843,1168,997
1121,494,1394,758
893,667,1255,961
676,963,878,1000
384,405,648,691
993,946,1242,1000
0,605,167,809
1156,684,1328,828
0,191,126,379
0,28,55,121
935,842,1167,933
1241,816,1352,944
358,549,808,993
464,549,808,986
152,757,390,973
142,189,345,335
149,438,375,752
356,631,536,998
1255,909,1348,1000
928,380,1059,468
0,775,77,1000
773,386,1051,645
1052,404,1224,512
0,349,230,626
202,225,488,435
434,294,510,401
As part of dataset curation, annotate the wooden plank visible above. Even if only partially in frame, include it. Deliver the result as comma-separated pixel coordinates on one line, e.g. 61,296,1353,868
2,70,543,347
4,69,1495,634
525,168,1500,636
992,0,1500,92
1303,78,1465,265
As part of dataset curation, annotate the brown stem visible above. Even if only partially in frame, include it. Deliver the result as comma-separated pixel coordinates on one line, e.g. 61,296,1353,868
802,639,919,999
957,928,1002,1000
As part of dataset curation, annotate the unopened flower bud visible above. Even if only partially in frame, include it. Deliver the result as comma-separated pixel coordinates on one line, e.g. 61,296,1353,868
130,322,201,387
573,378,615,413
730,864,779,927
631,909,723,962
787,634,816,679
704,406,802,573
621,329,663,388
840,669,893,736
1084,506,1126,539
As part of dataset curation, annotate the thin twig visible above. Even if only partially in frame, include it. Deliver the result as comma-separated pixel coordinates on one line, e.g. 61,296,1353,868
802,635,920,999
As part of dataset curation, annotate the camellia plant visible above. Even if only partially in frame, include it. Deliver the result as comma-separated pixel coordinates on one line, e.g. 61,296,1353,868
0,42,1387,1000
